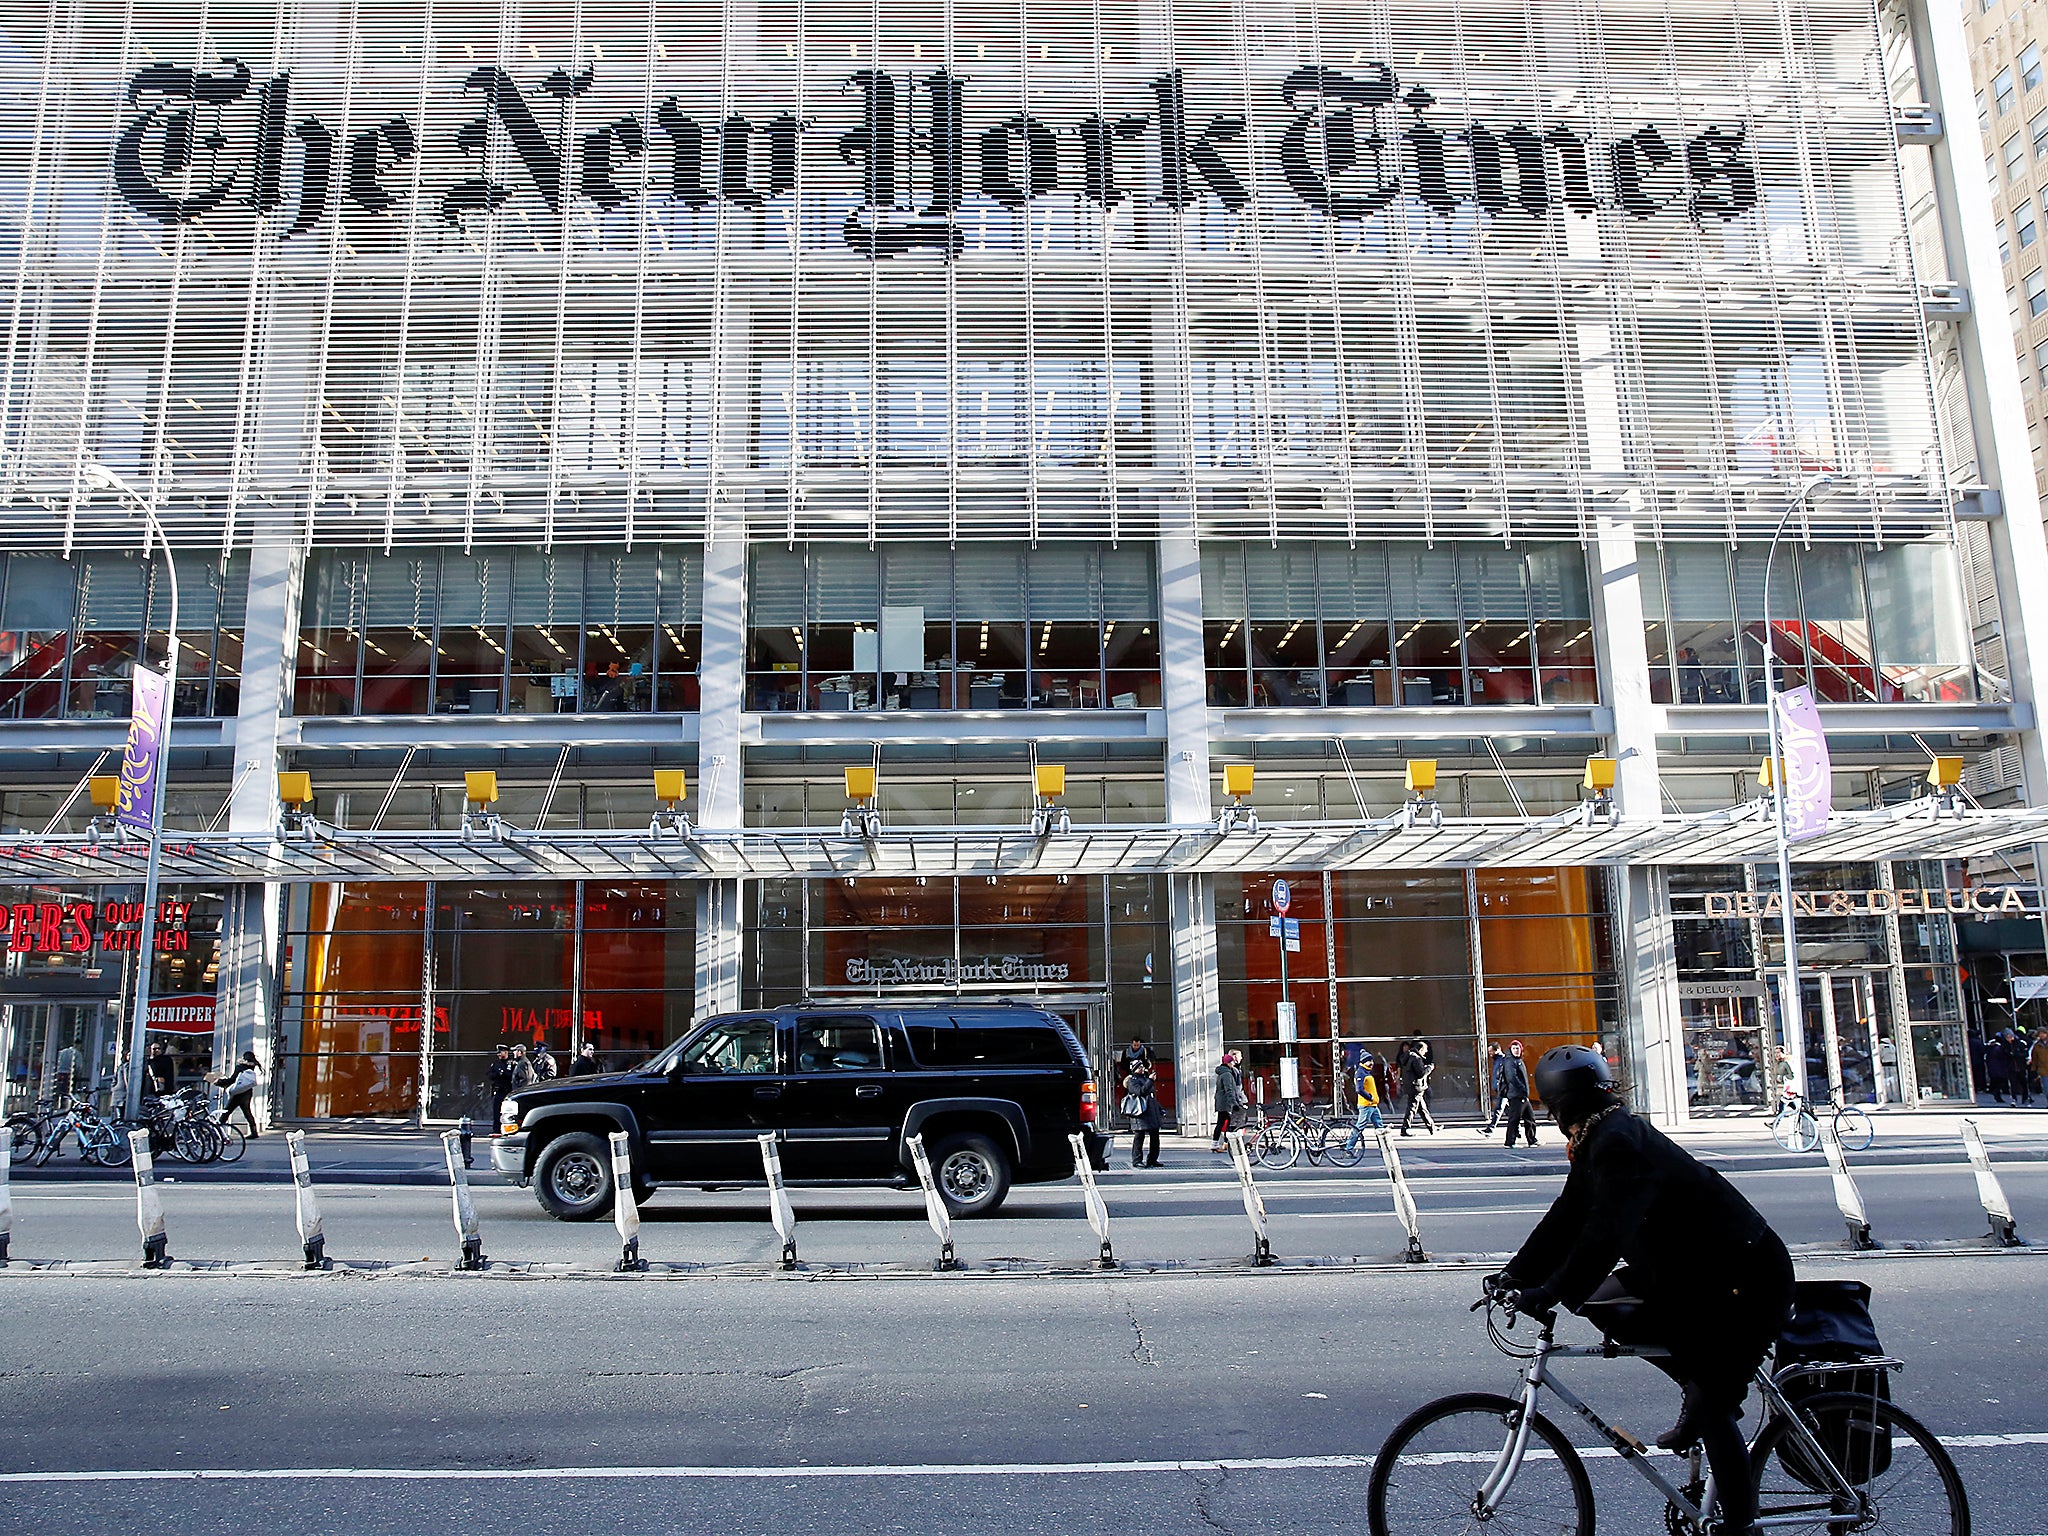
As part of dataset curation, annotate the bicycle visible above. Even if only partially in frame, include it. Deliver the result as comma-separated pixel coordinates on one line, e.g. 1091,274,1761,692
31,1099,135,1167
1771,1089,1875,1155
1368,1281,1968,1535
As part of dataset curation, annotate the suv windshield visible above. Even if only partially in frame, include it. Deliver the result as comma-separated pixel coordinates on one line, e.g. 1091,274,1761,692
676,1017,778,1074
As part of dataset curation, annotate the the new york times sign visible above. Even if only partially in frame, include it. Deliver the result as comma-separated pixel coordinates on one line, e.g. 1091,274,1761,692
115,57,1759,256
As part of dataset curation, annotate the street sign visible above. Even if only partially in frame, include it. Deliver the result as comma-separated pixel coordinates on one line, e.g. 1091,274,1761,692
1279,1056,1300,1100
1267,916,1301,950
1276,1001,1297,1041
1271,878,1291,915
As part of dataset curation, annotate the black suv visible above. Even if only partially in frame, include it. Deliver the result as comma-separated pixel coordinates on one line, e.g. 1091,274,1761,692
493,1002,1103,1220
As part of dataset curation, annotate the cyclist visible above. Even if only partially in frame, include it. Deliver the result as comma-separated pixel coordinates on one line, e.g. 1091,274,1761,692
1491,1045,1794,1536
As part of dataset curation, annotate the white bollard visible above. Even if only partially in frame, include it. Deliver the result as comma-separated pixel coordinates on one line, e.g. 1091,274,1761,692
1818,1118,1876,1250
1961,1119,2023,1248
1068,1132,1115,1269
1376,1129,1428,1264
1226,1130,1275,1267
285,1131,328,1270
758,1134,798,1270
0,1133,12,1263
610,1130,647,1271
130,1128,170,1268
441,1129,486,1270
905,1134,960,1271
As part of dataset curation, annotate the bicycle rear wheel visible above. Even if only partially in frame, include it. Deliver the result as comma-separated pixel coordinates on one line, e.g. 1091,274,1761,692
1750,1391,1969,1536
91,1125,133,1167
1255,1125,1301,1170
8,1115,42,1158
1833,1106,1875,1153
215,1120,247,1162
1368,1391,1593,1536
1321,1126,1368,1167
1773,1106,1820,1153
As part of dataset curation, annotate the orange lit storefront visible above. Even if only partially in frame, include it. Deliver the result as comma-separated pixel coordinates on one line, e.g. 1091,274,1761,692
281,881,695,1120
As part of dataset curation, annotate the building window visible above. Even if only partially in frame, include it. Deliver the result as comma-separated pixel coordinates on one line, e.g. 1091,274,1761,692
2000,220,2012,264
2022,202,2040,249
1641,541,1974,705
2024,42,2043,92
2033,108,2048,157
1198,541,1596,710
745,542,1160,713
0,553,248,722
2029,268,2048,316
1981,89,1993,141
2036,339,2048,388
1997,66,2017,115
2007,133,2029,182
294,546,702,717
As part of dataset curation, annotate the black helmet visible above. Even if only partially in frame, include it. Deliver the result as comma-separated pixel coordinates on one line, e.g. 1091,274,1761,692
1533,1045,1619,1127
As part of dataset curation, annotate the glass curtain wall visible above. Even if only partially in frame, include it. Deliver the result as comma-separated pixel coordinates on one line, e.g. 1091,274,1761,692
0,551,248,720
1641,539,1972,704
1216,867,1617,1115
294,546,703,716
745,542,1160,711
279,880,697,1119
1202,541,1597,708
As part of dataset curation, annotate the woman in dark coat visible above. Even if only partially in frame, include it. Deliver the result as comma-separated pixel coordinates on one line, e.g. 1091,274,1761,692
1126,1061,1165,1169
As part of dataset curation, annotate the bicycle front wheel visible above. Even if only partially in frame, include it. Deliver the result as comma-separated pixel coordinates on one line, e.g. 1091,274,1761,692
1773,1106,1820,1153
1833,1106,1875,1153
1255,1126,1301,1169
1322,1128,1368,1168
1368,1391,1594,1536
1750,1391,1970,1536
214,1120,247,1162
91,1126,133,1167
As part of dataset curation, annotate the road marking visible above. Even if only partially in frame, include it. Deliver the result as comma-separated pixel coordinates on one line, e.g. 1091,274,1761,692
4,1434,2042,1484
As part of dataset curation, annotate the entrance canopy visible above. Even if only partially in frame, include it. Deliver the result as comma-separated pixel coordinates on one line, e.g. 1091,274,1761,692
2,798,2043,886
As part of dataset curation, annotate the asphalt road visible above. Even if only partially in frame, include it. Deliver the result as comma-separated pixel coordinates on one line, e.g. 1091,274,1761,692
0,1258,2040,1535
7,1132,2047,1269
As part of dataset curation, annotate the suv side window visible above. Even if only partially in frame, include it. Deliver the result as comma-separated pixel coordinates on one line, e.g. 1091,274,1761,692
677,1017,778,1074
906,1010,1070,1067
793,1014,886,1072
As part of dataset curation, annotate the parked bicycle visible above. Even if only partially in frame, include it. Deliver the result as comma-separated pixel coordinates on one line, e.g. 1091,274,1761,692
143,1086,245,1164
1772,1087,1875,1154
1367,1279,1967,1535
29,1097,135,1168
1249,1101,1367,1170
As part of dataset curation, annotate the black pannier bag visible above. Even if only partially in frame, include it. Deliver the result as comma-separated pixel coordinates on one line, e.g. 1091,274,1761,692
1776,1280,1893,1489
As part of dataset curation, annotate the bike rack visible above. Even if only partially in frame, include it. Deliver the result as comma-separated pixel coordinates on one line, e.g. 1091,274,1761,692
285,1130,329,1270
1961,1119,2024,1248
1226,1131,1276,1266
1068,1133,1116,1269
758,1134,798,1270
130,1129,171,1269
1818,1119,1877,1250
906,1134,961,1271
610,1131,648,1272
441,1130,487,1270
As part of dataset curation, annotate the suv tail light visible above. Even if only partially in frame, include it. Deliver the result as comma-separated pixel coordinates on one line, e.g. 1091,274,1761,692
1079,1078,1098,1124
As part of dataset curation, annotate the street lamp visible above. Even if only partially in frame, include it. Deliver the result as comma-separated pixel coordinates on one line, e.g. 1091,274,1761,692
1760,473,1834,1107
83,462,180,1121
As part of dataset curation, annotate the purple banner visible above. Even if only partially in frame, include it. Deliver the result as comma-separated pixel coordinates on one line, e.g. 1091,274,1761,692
1776,685,1832,843
116,666,170,833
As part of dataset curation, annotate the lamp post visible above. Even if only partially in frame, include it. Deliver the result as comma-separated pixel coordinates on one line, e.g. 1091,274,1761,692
83,463,180,1121
1760,473,1833,1106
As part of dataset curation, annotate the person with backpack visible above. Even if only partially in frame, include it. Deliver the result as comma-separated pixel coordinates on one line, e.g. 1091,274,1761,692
1497,1039,1538,1148
1211,1049,1247,1152
1122,1058,1164,1169
216,1050,261,1138
1398,1037,1438,1136
1350,1055,1384,1138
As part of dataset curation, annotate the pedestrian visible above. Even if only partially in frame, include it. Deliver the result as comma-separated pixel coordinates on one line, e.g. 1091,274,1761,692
1398,1037,1438,1136
510,1044,537,1091
1984,1033,2012,1105
570,1041,601,1076
487,1044,517,1122
2004,1029,2033,1105
217,1050,261,1137
1498,1039,1538,1148
1479,1042,1509,1134
1123,1059,1164,1168
2031,1030,2048,1104
1120,1036,1154,1087
1352,1056,1384,1134
1211,1048,1247,1152
530,1035,557,1082
145,1040,178,1098
53,1041,81,1101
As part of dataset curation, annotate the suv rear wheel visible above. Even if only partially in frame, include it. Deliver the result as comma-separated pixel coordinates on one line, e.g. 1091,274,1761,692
931,1131,1011,1218
533,1130,615,1221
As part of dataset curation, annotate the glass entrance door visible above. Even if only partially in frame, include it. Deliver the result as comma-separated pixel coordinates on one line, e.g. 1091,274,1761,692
1806,972,1887,1106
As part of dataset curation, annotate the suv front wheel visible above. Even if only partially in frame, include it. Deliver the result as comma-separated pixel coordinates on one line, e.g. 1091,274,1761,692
931,1131,1011,1218
533,1130,615,1221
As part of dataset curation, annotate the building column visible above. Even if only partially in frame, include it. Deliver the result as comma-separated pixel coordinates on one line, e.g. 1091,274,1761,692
693,530,745,1016
1159,531,1223,1130
217,538,303,1127
1588,507,1686,1125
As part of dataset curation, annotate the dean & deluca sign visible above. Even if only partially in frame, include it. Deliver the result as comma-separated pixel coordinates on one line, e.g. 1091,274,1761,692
1690,886,2041,919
